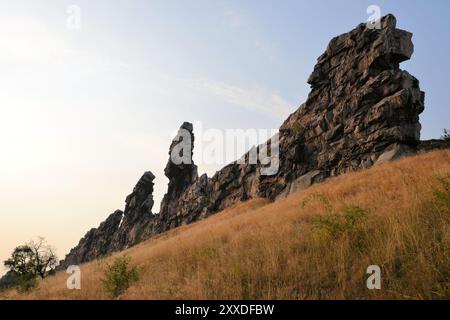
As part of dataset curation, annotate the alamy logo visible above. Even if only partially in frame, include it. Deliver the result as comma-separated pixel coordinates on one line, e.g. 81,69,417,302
366,5,382,30
170,122,280,176
66,265,81,290
66,5,82,30
366,265,381,290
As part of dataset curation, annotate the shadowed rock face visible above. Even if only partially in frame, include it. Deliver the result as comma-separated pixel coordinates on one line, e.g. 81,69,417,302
109,171,156,251
158,122,199,231
59,15,429,269
59,172,156,268
59,210,123,267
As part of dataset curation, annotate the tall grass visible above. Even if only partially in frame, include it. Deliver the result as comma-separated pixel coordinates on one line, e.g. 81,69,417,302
3,150,449,300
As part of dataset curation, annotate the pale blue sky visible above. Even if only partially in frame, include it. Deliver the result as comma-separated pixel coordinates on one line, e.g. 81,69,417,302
1,0,449,273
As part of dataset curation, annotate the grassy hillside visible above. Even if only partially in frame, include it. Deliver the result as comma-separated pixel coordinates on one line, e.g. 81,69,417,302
2,150,449,300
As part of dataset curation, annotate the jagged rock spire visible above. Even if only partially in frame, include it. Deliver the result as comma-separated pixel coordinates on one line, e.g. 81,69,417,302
109,171,156,251
159,122,199,230
164,122,198,189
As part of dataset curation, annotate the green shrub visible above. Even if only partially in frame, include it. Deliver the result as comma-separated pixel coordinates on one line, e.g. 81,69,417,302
343,205,368,229
17,274,38,293
102,255,139,298
310,205,368,237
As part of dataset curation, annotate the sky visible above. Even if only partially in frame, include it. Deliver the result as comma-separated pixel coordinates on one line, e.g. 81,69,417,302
1,0,449,275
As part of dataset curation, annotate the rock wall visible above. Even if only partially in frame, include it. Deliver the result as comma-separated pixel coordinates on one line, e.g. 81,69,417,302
155,14,425,226
59,14,428,269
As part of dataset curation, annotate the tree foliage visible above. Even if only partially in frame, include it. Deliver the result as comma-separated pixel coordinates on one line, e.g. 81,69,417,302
3,237,57,292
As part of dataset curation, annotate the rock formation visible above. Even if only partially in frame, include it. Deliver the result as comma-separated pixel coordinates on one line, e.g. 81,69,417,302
109,171,156,251
157,122,200,231
153,14,425,218
60,210,123,267
59,14,433,269
59,172,156,268
269,14,424,197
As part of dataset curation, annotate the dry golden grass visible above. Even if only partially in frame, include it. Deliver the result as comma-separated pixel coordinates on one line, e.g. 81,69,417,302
2,150,449,300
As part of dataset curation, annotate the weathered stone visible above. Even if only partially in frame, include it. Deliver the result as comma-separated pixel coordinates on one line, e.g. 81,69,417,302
286,170,322,196
375,143,415,165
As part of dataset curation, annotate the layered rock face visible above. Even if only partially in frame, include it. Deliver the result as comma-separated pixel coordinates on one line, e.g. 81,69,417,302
60,15,428,268
264,14,424,198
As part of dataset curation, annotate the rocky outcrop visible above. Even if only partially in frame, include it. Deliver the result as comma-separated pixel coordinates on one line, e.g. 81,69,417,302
60,14,436,269
157,122,200,231
59,210,123,267
59,172,156,268
109,171,156,251
269,14,424,197
155,14,425,215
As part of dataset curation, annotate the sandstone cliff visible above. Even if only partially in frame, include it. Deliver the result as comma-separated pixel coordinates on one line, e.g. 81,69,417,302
59,15,429,269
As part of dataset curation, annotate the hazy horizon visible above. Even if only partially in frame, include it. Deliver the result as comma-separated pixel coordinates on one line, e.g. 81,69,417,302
1,0,450,276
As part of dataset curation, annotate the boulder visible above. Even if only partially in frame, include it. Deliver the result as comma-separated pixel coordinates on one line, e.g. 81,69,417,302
375,143,415,165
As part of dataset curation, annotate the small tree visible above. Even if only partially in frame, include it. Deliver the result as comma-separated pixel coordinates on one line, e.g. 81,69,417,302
3,237,57,292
